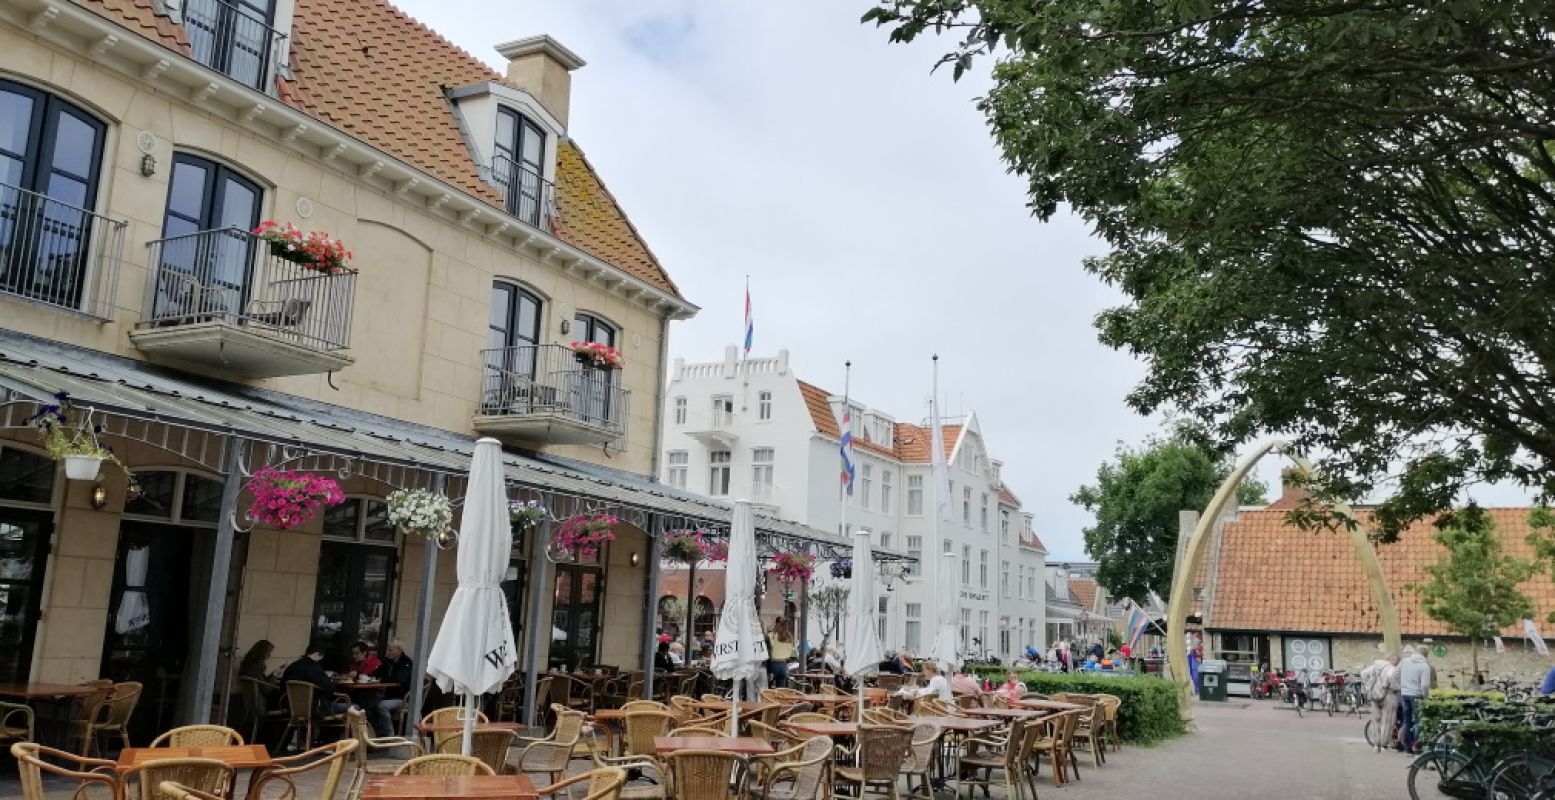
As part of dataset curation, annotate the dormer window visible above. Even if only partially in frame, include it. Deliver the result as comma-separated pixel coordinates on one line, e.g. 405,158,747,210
494,107,549,227
182,0,282,91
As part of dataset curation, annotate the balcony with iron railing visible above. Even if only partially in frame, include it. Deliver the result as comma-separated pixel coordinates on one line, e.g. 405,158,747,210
475,343,628,447
490,156,556,230
129,228,357,377
0,182,127,320
183,0,287,91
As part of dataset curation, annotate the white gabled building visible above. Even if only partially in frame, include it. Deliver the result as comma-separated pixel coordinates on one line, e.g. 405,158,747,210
660,346,1048,662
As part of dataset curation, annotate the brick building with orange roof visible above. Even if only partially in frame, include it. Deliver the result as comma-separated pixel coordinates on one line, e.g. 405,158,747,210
1186,479,1555,694
658,346,1049,662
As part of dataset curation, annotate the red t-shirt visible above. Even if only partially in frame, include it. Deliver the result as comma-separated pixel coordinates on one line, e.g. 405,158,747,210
351,654,382,677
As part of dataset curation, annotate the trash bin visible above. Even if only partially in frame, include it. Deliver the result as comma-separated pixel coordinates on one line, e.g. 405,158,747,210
1199,659,1228,702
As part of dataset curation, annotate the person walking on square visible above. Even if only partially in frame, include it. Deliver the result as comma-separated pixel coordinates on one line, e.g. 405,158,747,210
1399,646,1431,754
1362,653,1401,753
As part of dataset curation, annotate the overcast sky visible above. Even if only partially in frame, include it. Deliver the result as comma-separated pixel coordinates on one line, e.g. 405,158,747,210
395,0,1529,558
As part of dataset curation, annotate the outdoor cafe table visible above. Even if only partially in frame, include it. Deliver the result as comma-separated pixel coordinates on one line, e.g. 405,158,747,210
0,683,98,699
781,721,861,738
962,707,1054,721
362,774,538,800
793,694,854,706
116,744,275,773
690,700,779,715
0,683,99,749
417,721,525,735
653,736,774,755
1015,699,1088,712
343,681,397,691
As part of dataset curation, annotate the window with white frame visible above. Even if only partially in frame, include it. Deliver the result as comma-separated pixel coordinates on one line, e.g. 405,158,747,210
877,596,888,643
904,603,922,652
880,531,893,550
962,486,971,524
944,539,953,554
751,447,774,498
1001,560,1010,597
758,391,772,421
961,545,971,584
960,608,971,649
980,493,989,531
861,464,873,510
1000,627,1010,656
881,469,894,513
709,450,731,496
1001,511,1010,543
712,396,734,427
979,549,989,588
907,475,924,516
905,535,922,575
979,610,990,652
666,450,688,489
673,396,687,425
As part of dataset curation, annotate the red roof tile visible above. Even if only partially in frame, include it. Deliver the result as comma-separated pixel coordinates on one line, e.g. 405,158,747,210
1070,578,1099,613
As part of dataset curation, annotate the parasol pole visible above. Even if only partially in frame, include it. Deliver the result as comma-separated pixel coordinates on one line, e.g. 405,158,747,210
461,692,477,755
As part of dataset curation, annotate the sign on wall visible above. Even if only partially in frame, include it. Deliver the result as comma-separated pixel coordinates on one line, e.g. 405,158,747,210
1283,637,1331,676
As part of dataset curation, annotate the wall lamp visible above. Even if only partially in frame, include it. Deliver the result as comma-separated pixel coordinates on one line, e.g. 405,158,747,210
90,483,108,510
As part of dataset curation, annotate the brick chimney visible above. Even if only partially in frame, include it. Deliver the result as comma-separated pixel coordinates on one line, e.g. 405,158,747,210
1268,466,1311,510
494,35,586,127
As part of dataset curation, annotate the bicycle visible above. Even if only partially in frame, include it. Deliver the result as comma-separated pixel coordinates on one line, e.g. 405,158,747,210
1277,670,1308,718
1406,708,1554,799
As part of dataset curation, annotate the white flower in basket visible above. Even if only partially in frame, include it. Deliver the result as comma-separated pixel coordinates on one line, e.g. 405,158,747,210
387,488,453,538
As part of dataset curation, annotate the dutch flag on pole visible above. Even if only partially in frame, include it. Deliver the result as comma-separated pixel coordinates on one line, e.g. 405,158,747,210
744,286,754,355
840,406,855,495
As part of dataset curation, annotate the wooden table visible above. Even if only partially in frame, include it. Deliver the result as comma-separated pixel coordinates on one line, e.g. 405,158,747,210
781,721,860,738
589,708,630,722
416,721,524,734
1015,699,1087,712
793,694,853,706
0,682,97,699
116,745,274,772
362,774,538,799
690,700,778,715
907,716,1002,734
653,736,774,755
963,707,1054,720
343,681,397,691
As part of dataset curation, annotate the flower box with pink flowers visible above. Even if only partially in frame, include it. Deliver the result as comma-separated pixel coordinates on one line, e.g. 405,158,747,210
247,466,346,530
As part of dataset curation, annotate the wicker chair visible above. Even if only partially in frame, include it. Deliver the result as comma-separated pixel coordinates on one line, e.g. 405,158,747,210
958,720,1033,800
784,713,833,724
393,754,495,776
66,680,114,755
622,710,675,758
239,677,287,745
249,738,358,800
437,728,515,776
749,721,807,751
344,707,423,799
11,742,122,800
860,709,908,726
669,725,725,738
512,706,585,785
665,749,748,800
833,724,912,800
668,695,699,719
754,735,831,800
537,766,628,800
900,722,941,800
1028,710,1082,786
281,681,350,752
583,728,668,800
73,681,141,756
0,701,34,749
495,680,525,722
1068,696,1106,767
124,756,233,800
420,706,489,754
1095,694,1122,752
150,725,244,748
157,782,224,800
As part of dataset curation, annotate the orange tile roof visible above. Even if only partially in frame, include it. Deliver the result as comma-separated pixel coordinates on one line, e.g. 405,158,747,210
1204,507,1555,637
795,381,896,458
892,422,962,464
1021,533,1047,552
997,486,1021,507
1070,578,1099,613
75,0,682,297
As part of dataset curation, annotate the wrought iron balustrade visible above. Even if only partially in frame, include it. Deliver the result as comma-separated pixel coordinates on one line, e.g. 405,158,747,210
490,155,556,229
183,0,287,91
479,343,629,445
0,181,126,319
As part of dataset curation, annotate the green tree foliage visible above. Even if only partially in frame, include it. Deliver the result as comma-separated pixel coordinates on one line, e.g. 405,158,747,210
1071,424,1266,602
863,1,1555,541
1408,506,1534,675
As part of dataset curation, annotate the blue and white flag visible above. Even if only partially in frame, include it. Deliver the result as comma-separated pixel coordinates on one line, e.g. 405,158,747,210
743,287,754,355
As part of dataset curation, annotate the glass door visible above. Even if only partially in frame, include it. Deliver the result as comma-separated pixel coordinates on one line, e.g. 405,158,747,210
101,522,195,743
311,542,397,668
549,563,602,671
571,314,615,425
154,154,260,321
0,507,51,684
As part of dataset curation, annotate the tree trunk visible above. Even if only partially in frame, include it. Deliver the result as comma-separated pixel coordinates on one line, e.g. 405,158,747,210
1471,636,1479,679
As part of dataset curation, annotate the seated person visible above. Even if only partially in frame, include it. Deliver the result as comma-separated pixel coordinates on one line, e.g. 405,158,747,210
281,642,351,718
347,640,382,680
668,641,686,666
368,639,414,737
1082,655,1102,673
993,672,1027,704
908,662,953,703
950,671,982,697
654,641,676,674
238,639,279,701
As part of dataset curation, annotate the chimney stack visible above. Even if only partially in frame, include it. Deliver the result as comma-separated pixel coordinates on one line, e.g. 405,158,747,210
494,35,586,127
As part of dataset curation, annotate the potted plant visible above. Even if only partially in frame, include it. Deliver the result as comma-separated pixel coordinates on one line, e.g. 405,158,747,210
252,220,358,275
662,531,729,565
553,512,618,559
26,391,130,482
570,341,624,370
510,498,547,532
386,488,453,539
247,466,346,530
768,552,817,583
830,558,853,579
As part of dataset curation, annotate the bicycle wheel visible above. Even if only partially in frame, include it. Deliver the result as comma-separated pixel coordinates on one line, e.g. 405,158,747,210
1408,749,1480,800
1488,754,1555,800
1364,718,1377,748
1325,688,1337,717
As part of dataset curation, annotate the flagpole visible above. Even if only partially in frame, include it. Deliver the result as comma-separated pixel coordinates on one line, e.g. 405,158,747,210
840,361,852,692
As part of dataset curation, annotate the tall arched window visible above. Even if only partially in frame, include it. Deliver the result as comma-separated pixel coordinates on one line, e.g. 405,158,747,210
0,80,107,311
572,313,617,424
483,282,543,410
150,154,262,322
494,107,547,226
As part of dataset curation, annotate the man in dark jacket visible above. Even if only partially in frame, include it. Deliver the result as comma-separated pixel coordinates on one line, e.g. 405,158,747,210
369,639,415,737
280,642,350,726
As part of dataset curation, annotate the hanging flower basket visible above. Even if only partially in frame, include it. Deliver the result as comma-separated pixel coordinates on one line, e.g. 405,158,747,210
552,513,618,560
253,221,357,275
570,341,624,370
386,488,453,539
27,391,132,484
247,466,345,530
662,530,728,566
768,552,816,583
510,499,547,533
830,559,853,579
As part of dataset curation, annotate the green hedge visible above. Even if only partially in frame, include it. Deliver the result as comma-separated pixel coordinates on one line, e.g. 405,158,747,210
967,666,1186,745
1420,698,1553,765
